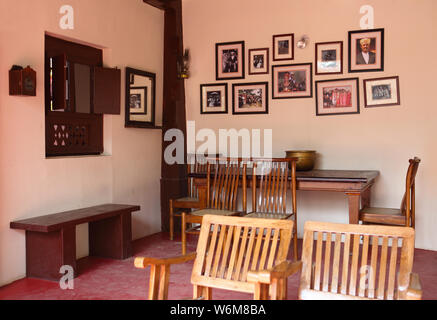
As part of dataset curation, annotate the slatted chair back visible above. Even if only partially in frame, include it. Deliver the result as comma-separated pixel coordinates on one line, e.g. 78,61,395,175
400,157,420,227
187,158,208,199
206,158,246,211
299,221,416,300
191,214,293,299
250,158,297,216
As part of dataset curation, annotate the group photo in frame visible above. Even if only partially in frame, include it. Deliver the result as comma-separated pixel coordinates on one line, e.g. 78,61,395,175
232,82,268,115
315,41,343,75
215,41,245,80
272,63,312,99
200,83,228,114
348,28,384,73
273,33,294,61
363,76,400,108
315,78,359,116
248,48,269,75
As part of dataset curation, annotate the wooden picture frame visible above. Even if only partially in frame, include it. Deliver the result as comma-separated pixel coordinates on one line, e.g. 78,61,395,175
200,83,228,114
248,48,269,75
363,76,400,108
273,33,294,61
315,41,343,75
315,78,360,116
215,41,245,80
272,63,312,99
232,82,268,115
348,28,384,73
125,67,156,128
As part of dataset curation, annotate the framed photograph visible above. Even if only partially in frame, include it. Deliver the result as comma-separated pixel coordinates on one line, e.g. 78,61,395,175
215,41,245,80
200,83,228,114
363,76,400,108
129,87,147,115
273,33,294,61
232,82,268,115
348,28,384,73
125,67,156,128
315,78,359,116
248,48,269,75
272,63,312,99
315,41,343,75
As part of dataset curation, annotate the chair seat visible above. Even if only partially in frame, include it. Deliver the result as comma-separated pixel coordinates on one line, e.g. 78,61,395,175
245,212,293,220
359,206,406,226
190,209,240,217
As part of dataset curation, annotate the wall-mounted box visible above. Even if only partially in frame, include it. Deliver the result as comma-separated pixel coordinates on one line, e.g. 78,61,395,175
9,66,36,96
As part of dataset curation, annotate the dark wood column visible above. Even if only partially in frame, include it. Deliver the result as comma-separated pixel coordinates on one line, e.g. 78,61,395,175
143,0,187,233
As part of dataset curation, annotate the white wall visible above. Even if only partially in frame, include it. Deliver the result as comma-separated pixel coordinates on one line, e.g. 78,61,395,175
182,0,437,250
0,0,163,286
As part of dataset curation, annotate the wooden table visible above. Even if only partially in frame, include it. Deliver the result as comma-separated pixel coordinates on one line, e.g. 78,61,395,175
190,169,379,225
10,204,140,281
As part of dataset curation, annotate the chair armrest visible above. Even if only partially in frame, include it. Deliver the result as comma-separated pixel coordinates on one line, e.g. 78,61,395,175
247,260,302,284
134,252,196,269
406,272,422,300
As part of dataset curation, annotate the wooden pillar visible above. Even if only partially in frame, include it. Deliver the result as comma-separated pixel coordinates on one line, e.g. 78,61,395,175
143,0,188,233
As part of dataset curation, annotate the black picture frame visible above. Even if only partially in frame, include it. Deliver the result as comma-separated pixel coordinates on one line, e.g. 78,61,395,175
348,28,384,73
363,76,400,108
272,63,313,99
315,41,343,75
125,67,156,128
273,33,294,61
315,77,360,116
215,41,245,80
232,82,269,115
248,48,269,75
200,83,228,114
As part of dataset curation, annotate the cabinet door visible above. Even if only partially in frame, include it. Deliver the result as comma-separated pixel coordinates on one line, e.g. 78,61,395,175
52,54,67,110
93,67,121,114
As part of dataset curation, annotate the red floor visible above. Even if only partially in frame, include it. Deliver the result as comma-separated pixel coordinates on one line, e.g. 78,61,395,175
1,232,437,300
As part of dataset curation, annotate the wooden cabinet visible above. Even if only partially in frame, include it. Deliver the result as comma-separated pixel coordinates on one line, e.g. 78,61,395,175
9,66,36,96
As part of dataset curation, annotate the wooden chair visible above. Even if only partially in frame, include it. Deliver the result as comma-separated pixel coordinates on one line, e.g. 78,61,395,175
181,158,247,255
244,158,298,260
169,158,207,240
359,157,421,228
248,221,422,300
135,214,295,300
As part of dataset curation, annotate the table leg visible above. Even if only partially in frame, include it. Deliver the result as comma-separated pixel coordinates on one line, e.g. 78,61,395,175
25,226,76,281
89,211,132,259
345,192,361,224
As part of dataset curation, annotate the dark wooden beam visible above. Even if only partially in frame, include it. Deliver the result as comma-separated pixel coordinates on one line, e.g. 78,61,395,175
143,0,188,233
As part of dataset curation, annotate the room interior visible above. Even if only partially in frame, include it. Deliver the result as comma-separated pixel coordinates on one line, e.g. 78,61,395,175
1,0,436,301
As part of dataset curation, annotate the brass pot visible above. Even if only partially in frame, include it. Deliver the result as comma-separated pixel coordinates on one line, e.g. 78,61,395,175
285,150,316,171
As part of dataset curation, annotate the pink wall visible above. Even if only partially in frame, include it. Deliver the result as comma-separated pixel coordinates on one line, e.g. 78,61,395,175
183,0,437,250
0,0,164,286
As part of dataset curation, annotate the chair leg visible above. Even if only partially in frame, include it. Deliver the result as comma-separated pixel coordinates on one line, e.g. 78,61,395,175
293,222,298,261
193,285,212,300
182,212,187,255
169,199,174,240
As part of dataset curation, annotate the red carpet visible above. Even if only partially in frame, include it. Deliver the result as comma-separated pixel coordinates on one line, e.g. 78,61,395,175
0,232,436,300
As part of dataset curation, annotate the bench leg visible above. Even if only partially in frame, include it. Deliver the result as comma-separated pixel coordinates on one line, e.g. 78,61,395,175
89,211,132,259
25,226,76,281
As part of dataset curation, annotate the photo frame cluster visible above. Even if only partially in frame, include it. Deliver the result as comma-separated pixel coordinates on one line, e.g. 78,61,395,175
201,27,399,117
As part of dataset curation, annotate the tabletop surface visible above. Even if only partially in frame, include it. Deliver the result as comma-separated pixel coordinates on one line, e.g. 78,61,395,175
190,169,379,183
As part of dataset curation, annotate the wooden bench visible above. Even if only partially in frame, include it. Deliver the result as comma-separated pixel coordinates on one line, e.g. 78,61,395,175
10,204,140,281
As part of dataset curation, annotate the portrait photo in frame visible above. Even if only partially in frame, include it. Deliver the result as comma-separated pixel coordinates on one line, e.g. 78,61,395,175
315,41,343,75
232,82,268,115
129,87,147,115
273,33,294,61
315,78,360,116
272,63,312,99
248,48,269,75
215,41,245,80
363,76,400,108
200,83,228,114
348,28,384,73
